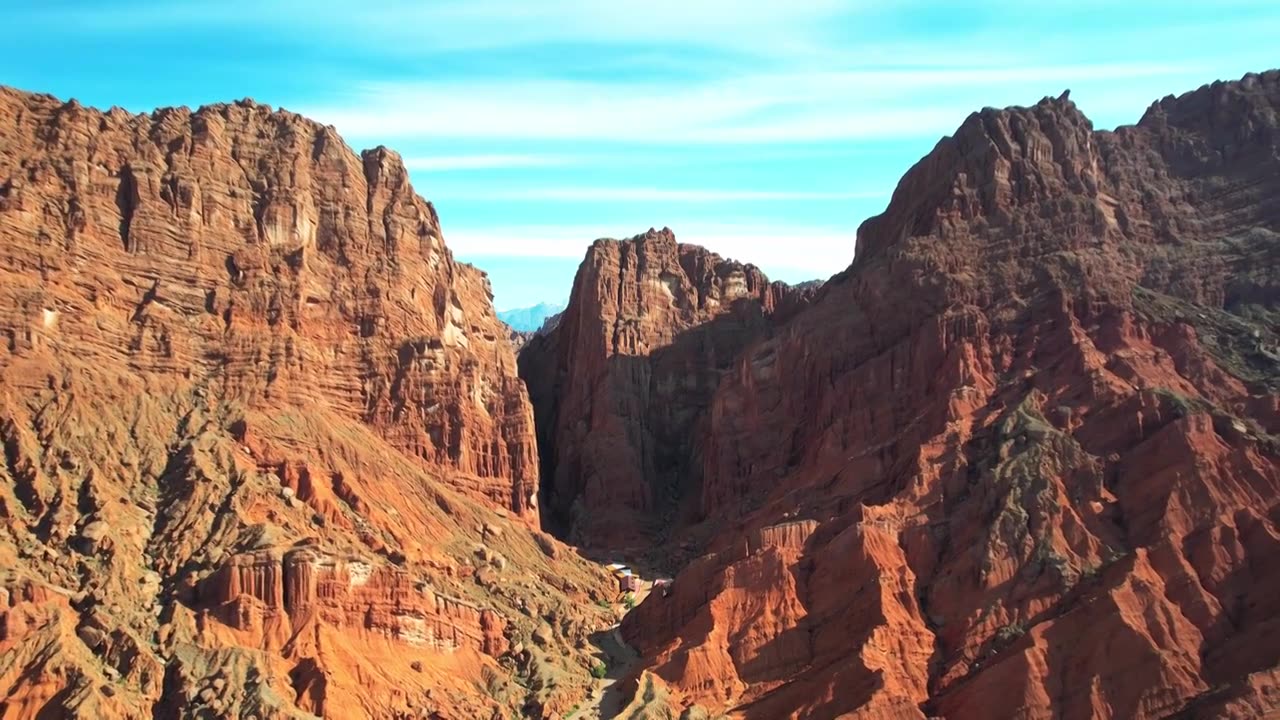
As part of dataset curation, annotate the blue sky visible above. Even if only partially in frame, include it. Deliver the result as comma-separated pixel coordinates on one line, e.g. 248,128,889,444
6,1,1278,310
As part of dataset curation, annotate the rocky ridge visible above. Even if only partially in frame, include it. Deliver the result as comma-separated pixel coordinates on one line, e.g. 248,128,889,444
527,73,1280,718
519,228,816,547
498,302,565,333
0,86,614,719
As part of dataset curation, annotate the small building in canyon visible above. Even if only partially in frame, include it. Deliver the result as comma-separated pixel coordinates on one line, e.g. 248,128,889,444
608,563,640,593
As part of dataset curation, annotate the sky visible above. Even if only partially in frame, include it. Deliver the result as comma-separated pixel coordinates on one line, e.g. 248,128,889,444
5,2,1278,310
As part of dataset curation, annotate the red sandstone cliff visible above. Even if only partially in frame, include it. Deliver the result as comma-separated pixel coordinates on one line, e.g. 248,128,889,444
603,74,1280,717
0,86,614,719
518,229,813,547
6,65,1280,720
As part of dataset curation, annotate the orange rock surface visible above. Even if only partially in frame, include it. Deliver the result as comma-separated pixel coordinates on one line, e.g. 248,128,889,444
519,229,813,547
528,73,1280,717
0,86,614,719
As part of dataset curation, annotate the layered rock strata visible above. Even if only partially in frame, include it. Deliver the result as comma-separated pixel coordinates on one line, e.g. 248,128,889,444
519,229,814,546
583,74,1277,718
0,86,613,719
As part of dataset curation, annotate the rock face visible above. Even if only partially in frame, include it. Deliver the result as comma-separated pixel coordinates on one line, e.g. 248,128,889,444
201,547,509,657
507,326,536,354
0,88,540,516
547,74,1277,717
519,229,813,546
0,86,614,719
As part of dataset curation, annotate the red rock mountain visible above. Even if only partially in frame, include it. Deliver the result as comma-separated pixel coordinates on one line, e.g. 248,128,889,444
518,229,814,548
0,87,615,719
530,73,1280,718
4,67,1280,720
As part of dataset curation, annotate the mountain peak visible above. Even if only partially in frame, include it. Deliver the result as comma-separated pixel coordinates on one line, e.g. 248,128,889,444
497,301,566,332
854,87,1103,262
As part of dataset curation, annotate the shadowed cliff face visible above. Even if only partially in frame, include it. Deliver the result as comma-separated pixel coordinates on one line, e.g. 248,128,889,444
0,87,616,720
518,229,815,548
527,73,1280,718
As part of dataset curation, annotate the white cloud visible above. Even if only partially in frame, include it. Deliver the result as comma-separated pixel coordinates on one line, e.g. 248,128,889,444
445,222,857,278
376,0,849,55
302,63,1187,144
403,154,575,171
430,187,885,202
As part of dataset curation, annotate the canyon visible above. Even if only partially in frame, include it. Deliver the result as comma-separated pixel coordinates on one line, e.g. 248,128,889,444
2,68,1279,720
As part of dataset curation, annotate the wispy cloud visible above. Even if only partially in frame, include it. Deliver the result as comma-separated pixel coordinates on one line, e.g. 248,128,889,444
445,222,857,279
303,63,1188,144
431,187,885,202
403,154,576,171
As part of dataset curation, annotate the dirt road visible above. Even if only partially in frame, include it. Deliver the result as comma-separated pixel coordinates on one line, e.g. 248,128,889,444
578,625,639,719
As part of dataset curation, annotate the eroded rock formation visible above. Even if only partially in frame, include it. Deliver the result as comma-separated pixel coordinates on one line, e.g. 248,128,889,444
532,74,1280,717
0,86,614,719
519,229,814,547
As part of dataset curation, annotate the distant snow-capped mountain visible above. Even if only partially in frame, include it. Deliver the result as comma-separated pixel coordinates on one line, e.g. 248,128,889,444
497,301,565,332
